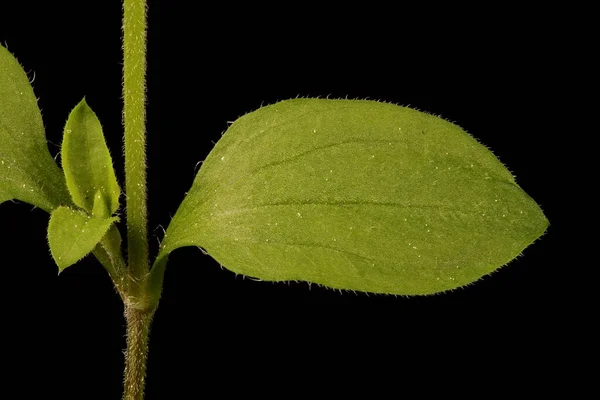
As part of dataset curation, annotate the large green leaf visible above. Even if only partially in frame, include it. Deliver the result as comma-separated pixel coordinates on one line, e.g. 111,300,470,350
62,98,120,218
0,44,70,212
48,206,118,272
155,99,548,295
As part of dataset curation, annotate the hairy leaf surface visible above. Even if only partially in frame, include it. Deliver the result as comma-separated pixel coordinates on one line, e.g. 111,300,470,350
62,98,120,217
156,99,548,295
48,206,118,272
0,44,70,212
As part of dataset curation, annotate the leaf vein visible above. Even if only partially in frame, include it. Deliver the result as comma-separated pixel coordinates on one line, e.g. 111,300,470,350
253,139,401,173
213,200,453,218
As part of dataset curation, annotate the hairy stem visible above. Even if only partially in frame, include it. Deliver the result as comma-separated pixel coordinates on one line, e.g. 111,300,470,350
123,307,154,400
123,0,149,284
122,0,151,399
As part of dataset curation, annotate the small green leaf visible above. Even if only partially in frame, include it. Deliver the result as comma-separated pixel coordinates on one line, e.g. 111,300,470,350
0,44,71,212
48,206,118,272
92,189,110,219
62,98,120,216
156,99,548,295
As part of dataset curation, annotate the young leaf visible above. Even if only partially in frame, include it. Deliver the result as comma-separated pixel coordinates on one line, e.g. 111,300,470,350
155,99,548,295
0,44,71,212
48,206,118,272
92,189,110,219
62,98,120,217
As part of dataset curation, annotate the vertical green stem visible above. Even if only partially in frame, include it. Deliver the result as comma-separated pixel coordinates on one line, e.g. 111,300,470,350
123,307,154,400
122,0,151,399
123,0,149,283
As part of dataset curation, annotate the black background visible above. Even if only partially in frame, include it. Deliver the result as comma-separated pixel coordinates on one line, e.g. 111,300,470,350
1,2,570,399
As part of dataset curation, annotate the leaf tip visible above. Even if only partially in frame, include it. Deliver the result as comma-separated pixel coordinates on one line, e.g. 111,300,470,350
52,248,70,274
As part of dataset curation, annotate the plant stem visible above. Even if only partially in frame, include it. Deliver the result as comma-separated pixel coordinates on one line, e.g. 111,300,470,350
123,307,154,400
122,0,151,398
123,0,149,284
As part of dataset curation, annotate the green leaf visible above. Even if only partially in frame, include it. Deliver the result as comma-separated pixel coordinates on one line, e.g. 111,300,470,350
0,44,71,212
48,206,118,272
156,99,548,295
62,98,120,217
92,189,110,219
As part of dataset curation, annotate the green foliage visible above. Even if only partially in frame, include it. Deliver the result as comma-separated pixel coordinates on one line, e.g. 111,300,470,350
48,206,118,272
3,6,551,396
156,99,548,295
0,44,70,212
62,98,120,218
